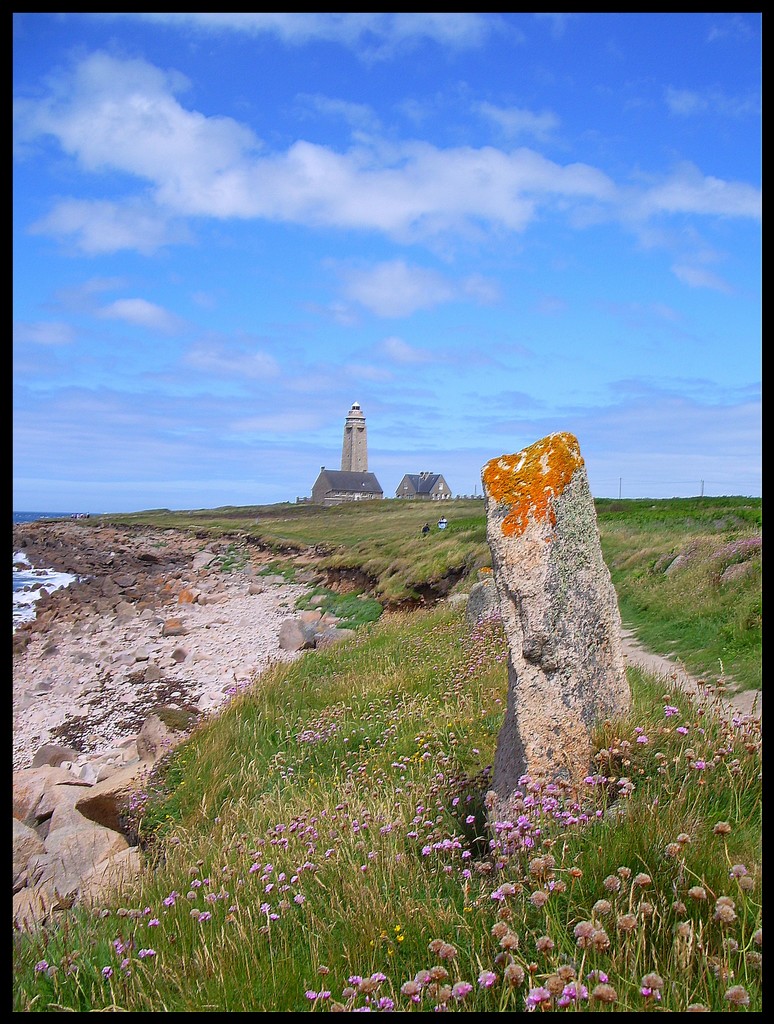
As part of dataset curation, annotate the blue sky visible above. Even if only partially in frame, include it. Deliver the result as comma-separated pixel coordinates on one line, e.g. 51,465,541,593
13,12,761,512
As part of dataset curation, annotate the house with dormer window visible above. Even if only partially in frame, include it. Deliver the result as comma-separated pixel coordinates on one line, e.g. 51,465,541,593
395,472,452,500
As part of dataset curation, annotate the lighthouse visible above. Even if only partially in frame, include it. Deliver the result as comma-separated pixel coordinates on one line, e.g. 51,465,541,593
310,402,383,505
341,401,368,473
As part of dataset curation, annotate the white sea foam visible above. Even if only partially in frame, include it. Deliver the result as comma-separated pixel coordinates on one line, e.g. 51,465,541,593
13,551,78,632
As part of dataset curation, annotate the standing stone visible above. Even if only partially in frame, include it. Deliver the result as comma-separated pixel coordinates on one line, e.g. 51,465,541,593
482,432,630,808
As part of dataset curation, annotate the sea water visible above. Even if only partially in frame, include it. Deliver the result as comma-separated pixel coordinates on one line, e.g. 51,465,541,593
13,512,81,631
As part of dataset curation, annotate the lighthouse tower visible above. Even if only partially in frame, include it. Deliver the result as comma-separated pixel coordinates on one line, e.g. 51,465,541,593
341,401,368,472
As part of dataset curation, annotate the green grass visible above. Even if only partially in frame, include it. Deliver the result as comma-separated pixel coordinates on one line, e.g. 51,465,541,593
89,496,761,690
595,500,761,691
294,586,384,630
13,606,761,1012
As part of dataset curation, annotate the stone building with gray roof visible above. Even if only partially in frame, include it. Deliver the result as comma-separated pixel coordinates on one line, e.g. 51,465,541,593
311,469,384,505
310,402,384,505
395,471,452,500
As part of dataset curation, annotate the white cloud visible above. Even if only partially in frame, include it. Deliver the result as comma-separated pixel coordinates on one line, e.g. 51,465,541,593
462,274,501,304
639,162,761,219
665,86,761,118
17,52,760,261
671,264,733,293
98,298,185,334
110,12,500,54
342,261,455,317
664,88,708,116
475,101,560,140
338,261,500,319
183,343,279,378
30,198,189,255
381,336,432,364
14,321,75,346
297,94,381,132
16,52,614,245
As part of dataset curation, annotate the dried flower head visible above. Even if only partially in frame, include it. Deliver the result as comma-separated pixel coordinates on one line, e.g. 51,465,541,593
713,821,732,836
504,963,525,987
591,983,618,1004
617,913,638,933
490,922,509,940
603,875,621,892
545,974,564,996
724,985,750,1007
535,935,555,953
738,875,755,892
633,873,652,887
688,886,708,901
641,973,664,991
428,966,449,982
528,856,553,879
530,890,550,909
713,903,738,925
573,920,595,945
593,899,612,916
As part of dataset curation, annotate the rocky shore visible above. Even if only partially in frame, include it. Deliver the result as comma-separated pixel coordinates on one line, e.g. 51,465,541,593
12,520,326,773
11,519,340,930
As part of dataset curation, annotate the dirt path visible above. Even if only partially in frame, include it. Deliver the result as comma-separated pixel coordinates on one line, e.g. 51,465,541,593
620,628,761,722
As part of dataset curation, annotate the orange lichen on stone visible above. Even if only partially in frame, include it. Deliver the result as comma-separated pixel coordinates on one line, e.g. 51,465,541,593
483,432,584,537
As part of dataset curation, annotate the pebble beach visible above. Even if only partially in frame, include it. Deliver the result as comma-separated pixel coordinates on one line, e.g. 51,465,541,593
12,519,313,774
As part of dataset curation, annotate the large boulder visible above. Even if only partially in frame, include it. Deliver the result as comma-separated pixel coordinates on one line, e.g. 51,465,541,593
75,763,148,833
13,819,45,891
482,432,631,809
25,821,129,901
135,709,192,763
13,766,91,823
465,572,499,624
278,617,318,652
12,764,144,932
